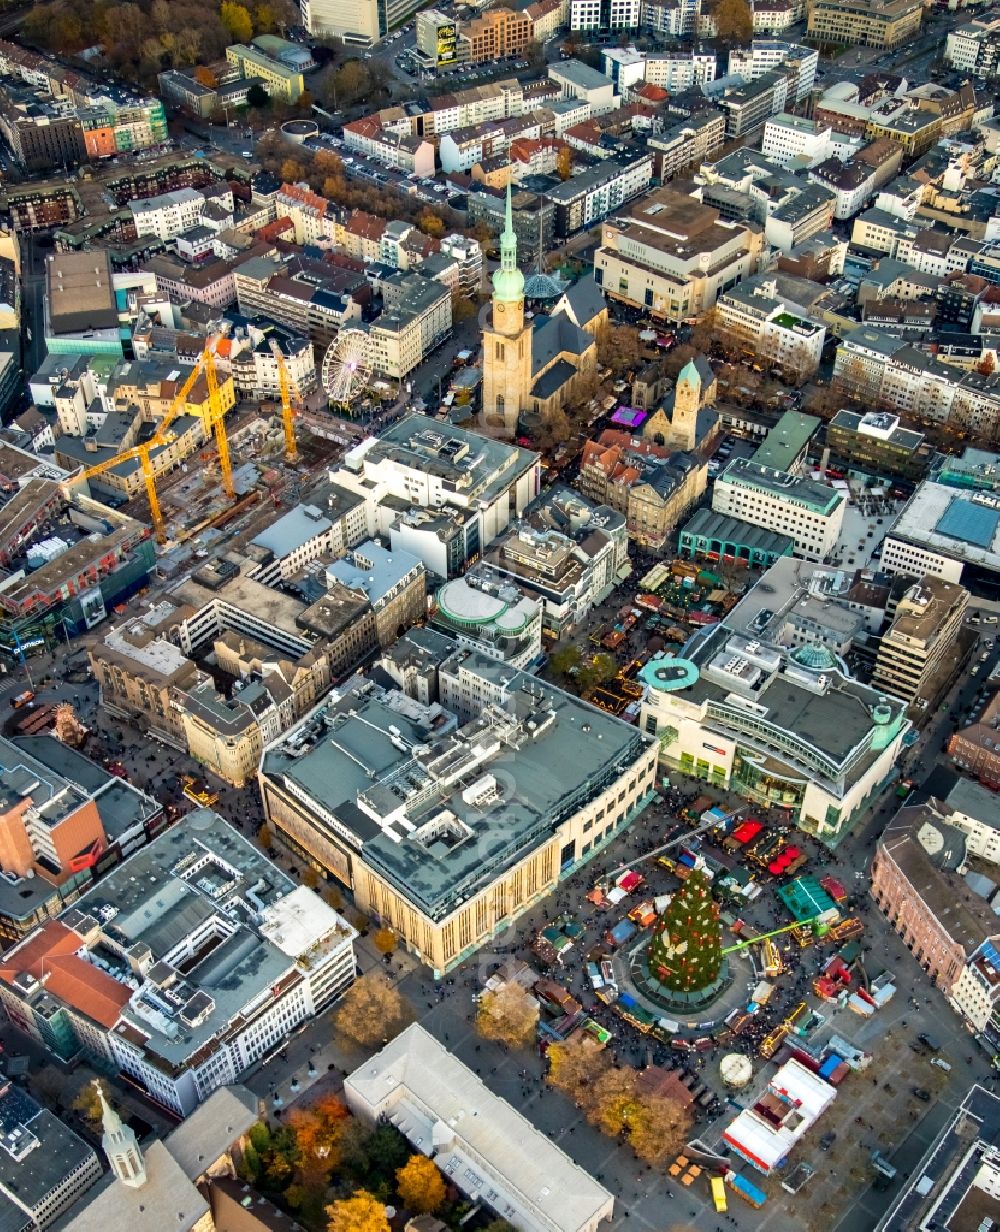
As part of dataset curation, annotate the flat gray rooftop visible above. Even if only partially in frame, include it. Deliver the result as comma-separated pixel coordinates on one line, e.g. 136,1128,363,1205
359,414,538,508
250,503,332,560
0,1083,97,1214
264,654,651,920
70,810,297,1067
679,623,906,785
718,458,843,515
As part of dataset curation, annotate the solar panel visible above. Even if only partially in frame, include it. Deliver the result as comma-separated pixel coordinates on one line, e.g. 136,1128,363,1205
935,498,1000,550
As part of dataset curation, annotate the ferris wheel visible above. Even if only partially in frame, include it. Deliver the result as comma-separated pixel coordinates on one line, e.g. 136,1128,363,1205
321,328,374,405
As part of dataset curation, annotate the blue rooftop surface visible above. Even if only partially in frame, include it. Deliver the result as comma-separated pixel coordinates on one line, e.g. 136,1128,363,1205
326,540,423,605
935,498,1000,549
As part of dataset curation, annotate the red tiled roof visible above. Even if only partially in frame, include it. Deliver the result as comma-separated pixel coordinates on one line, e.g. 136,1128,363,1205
345,116,382,138
46,957,130,1028
0,920,130,1029
635,83,669,102
259,216,295,241
345,210,385,241
278,183,328,213
0,921,79,980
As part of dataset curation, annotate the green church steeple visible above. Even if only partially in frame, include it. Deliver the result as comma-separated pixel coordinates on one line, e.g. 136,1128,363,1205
492,179,525,305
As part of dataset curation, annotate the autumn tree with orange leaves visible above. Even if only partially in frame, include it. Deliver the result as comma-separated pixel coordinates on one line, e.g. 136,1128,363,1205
286,1093,348,1173
396,1155,447,1214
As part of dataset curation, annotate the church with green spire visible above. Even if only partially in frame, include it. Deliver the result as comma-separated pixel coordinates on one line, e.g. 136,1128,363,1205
480,180,607,438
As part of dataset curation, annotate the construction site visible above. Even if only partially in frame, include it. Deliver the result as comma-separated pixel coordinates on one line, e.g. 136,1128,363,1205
67,341,345,583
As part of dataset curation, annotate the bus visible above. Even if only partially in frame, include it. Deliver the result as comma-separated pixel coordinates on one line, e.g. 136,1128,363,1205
710,1176,728,1212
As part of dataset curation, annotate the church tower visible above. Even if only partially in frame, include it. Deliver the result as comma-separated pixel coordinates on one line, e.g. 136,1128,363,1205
97,1082,147,1189
670,359,701,451
480,181,533,438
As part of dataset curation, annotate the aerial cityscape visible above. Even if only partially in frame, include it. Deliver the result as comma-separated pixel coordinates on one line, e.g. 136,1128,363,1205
0,0,996,1228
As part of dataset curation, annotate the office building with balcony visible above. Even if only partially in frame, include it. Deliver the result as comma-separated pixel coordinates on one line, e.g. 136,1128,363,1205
824,410,932,481
807,0,921,48
485,487,629,636
946,15,1000,78
871,575,969,708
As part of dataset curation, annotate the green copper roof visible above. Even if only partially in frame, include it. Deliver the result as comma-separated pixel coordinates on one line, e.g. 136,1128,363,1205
493,178,524,304
678,359,700,387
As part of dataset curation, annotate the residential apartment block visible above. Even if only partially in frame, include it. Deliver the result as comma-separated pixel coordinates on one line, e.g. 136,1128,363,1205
715,274,826,380
946,14,1000,78
544,149,653,238
833,327,1000,444
647,109,726,183
368,271,452,380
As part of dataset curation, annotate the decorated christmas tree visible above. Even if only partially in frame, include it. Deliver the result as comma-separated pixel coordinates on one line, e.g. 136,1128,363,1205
647,869,722,993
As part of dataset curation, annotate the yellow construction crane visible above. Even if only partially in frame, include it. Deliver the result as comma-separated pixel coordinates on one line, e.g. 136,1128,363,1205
68,355,209,543
269,340,300,463
67,340,238,544
204,347,236,500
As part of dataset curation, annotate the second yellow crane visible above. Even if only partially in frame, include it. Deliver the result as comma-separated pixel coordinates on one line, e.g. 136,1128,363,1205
270,340,300,464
